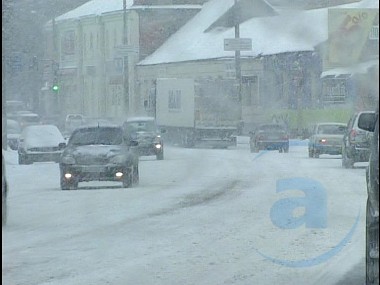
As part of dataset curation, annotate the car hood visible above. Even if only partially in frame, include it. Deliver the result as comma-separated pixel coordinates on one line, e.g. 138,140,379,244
24,135,65,149
64,145,126,159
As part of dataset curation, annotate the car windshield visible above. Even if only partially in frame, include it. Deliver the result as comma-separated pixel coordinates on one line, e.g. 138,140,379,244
317,124,346,135
2,1,379,285
69,128,123,146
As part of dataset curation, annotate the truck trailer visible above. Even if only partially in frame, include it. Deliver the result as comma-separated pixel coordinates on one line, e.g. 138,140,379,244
154,78,241,148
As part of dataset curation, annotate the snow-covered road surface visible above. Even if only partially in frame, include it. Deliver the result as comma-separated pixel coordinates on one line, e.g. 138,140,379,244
2,140,367,285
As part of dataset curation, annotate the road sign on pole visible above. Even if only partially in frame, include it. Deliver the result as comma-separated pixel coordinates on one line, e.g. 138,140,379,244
224,38,252,51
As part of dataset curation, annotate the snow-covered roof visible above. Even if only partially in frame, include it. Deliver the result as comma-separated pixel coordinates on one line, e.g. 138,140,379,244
54,0,201,23
139,0,378,65
320,59,379,78
55,0,134,22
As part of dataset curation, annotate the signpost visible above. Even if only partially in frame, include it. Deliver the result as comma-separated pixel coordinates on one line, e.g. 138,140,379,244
224,38,252,51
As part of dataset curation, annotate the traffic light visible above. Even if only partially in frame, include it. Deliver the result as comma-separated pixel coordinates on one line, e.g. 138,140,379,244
52,77,59,92
52,60,59,92
52,84,59,92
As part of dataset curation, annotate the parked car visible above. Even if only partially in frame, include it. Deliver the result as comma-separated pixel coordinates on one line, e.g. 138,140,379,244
59,125,139,190
308,122,347,158
249,123,289,153
6,119,22,150
358,107,379,285
342,111,376,168
18,124,67,165
123,117,165,160
2,152,8,226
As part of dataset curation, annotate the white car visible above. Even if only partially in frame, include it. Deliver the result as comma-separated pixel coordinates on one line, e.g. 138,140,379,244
18,124,67,165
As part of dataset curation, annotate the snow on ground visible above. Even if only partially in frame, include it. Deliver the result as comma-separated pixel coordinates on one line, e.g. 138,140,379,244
2,139,368,285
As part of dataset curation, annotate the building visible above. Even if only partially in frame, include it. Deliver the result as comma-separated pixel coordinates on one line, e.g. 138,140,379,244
41,0,202,121
43,0,378,133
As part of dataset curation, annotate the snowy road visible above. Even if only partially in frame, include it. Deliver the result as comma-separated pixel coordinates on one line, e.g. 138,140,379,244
2,140,368,285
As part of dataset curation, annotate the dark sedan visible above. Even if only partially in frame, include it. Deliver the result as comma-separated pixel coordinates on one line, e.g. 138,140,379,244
250,123,289,153
123,117,165,160
59,125,139,190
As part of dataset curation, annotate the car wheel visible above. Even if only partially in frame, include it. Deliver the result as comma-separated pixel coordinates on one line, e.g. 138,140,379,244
122,167,133,188
366,199,379,285
18,154,31,165
314,151,319,158
60,175,78,190
156,150,164,160
342,149,353,168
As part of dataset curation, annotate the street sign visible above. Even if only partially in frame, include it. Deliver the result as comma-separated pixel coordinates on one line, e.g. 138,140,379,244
224,38,252,51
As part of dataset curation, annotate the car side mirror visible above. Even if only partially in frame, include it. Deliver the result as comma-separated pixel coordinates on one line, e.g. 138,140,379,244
58,142,66,149
129,140,139,147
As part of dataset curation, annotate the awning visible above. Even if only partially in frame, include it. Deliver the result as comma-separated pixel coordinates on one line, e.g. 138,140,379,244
320,59,379,78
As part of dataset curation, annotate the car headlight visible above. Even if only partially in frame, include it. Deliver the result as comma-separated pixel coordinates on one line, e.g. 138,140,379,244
110,155,126,164
155,143,162,149
61,156,76,164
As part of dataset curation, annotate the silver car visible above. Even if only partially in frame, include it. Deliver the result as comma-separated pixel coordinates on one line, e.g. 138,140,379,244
308,122,347,158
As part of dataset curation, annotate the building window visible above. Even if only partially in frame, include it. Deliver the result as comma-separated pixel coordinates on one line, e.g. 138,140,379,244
61,30,75,56
323,77,347,104
168,90,181,111
369,25,379,40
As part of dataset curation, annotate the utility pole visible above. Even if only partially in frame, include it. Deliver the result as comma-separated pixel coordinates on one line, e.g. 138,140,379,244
234,0,243,135
2,0,8,149
123,0,129,115
234,0,242,104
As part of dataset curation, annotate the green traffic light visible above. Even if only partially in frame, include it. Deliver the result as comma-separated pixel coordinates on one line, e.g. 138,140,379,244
52,85,59,92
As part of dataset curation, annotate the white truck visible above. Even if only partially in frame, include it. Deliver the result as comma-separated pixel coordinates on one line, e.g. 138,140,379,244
154,78,241,148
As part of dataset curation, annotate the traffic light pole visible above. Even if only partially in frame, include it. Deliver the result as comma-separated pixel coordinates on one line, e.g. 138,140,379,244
234,0,243,134
123,0,129,115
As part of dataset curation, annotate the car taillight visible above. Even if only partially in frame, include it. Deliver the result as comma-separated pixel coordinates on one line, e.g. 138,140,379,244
350,129,357,141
